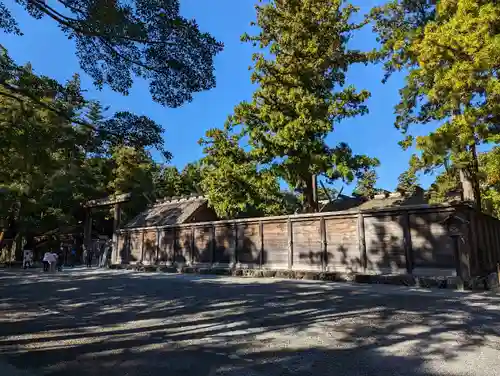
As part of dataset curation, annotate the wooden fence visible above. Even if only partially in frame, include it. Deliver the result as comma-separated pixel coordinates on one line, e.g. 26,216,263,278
114,203,500,279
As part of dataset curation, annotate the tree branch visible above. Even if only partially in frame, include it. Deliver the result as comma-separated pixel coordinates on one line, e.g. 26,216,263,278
27,0,177,46
0,81,97,132
97,37,170,77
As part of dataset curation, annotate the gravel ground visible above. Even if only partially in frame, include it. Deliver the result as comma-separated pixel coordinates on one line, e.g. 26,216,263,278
1,268,500,376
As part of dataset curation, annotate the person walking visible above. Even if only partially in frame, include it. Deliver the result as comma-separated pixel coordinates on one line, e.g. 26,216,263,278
23,248,33,269
48,251,57,272
42,252,50,272
86,247,93,268
56,250,63,272
70,247,77,267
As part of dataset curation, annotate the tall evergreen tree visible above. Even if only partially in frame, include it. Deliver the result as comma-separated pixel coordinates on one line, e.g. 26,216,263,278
209,0,378,213
371,0,500,209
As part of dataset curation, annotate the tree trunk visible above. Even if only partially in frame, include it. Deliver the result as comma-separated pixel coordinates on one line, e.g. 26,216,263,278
459,169,474,202
0,214,17,251
304,174,319,213
459,144,481,211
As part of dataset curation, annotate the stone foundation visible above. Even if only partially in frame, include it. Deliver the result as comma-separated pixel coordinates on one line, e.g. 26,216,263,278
109,263,499,291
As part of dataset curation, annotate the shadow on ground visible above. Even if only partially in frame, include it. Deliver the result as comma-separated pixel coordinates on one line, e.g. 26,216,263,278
0,269,500,376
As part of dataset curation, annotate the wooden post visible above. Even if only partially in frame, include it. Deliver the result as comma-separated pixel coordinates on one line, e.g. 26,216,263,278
111,203,121,264
259,221,264,268
156,228,160,265
357,212,367,271
492,220,500,265
402,211,413,274
476,216,485,272
83,208,92,264
445,211,472,284
287,218,293,270
453,236,464,290
312,174,318,212
483,216,493,269
487,218,497,266
210,224,215,266
233,222,238,267
458,233,472,282
84,208,92,249
191,226,195,265
493,221,500,266
140,230,145,263
467,208,479,275
320,217,327,272
172,227,177,266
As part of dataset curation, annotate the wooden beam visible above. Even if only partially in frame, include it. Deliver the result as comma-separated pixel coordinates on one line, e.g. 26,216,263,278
84,208,92,250
191,226,195,265
111,203,121,264
320,217,327,272
402,212,413,274
233,222,238,267
287,218,293,270
357,212,367,271
156,228,161,265
259,221,264,268
84,193,132,208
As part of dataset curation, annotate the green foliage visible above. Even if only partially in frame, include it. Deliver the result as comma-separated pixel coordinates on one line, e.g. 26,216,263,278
1,0,223,107
0,47,167,155
108,146,156,221
317,186,338,202
427,147,500,217
478,148,500,217
371,0,500,207
0,67,86,236
281,191,304,214
0,47,168,243
427,169,461,205
396,155,420,195
199,127,284,219
154,162,203,199
352,169,380,199
154,166,185,199
181,162,204,195
203,0,378,214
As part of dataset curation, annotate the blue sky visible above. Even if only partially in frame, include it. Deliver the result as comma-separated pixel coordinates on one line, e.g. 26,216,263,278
2,0,436,193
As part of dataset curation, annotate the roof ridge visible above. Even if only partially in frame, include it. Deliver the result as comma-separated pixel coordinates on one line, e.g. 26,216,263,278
155,194,205,206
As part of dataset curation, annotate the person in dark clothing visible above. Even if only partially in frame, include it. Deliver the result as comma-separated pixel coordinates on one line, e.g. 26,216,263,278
70,247,77,267
56,251,63,272
86,249,93,268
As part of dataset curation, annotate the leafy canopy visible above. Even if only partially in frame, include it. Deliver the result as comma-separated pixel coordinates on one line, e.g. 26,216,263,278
154,162,203,199
199,127,284,219
1,0,223,107
352,169,381,199
428,147,500,217
0,48,167,244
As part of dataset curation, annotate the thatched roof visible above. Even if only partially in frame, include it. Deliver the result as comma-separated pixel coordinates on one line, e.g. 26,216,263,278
123,195,208,229
355,192,427,210
319,195,364,212
320,187,428,213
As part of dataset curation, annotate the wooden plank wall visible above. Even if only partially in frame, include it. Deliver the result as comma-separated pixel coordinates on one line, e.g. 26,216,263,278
115,205,500,278
364,214,406,274
409,211,455,269
472,211,500,274
236,222,261,267
263,221,288,269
